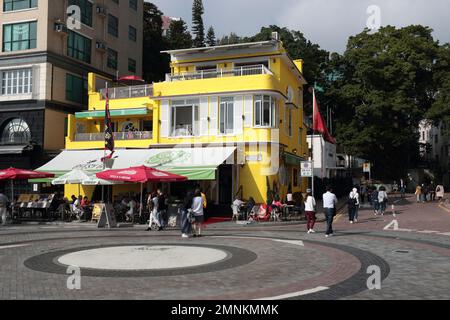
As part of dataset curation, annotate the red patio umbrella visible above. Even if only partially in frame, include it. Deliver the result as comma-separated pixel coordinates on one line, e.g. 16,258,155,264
0,167,54,205
118,75,145,86
96,166,187,217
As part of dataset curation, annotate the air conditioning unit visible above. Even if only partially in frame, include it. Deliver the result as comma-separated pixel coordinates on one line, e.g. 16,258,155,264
54,22,68,34
96,5,107,17
96,41,107,51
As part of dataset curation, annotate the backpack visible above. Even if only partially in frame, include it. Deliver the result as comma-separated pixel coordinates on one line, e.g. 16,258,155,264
348,197,357,207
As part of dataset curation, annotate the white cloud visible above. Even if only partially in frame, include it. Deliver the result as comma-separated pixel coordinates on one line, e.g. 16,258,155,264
148,0,450,53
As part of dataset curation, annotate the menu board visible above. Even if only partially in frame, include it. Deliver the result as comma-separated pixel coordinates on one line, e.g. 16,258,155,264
96,203,117,228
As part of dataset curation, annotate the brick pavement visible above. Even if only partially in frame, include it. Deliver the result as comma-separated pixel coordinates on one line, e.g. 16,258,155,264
0,198,449,300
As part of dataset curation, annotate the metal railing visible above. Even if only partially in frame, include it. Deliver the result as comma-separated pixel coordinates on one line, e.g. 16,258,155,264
166,64,272,82
74,131,153,141
99,84,153,100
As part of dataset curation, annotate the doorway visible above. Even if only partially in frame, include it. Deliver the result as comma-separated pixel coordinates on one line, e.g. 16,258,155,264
218,165,233,204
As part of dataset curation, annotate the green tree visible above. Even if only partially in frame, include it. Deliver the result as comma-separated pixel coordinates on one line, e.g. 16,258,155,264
166,19,192,49
219,32,241,45
142,2,169,82
192,0,205,47
426,44,450,136
248,26,331,119
206,26,216,46
326,25,442,179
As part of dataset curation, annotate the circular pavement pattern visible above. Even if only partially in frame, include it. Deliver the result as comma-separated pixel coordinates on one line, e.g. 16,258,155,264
24,243,258,277
57,245,228,270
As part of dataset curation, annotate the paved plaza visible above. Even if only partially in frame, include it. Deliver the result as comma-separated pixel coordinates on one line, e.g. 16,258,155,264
0,195,449,300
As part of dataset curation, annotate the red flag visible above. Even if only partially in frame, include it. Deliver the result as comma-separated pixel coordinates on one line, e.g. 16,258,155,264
313,91,336,144
102,87,115,162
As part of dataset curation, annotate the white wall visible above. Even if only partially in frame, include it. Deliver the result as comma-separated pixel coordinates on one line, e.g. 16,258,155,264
307,134,337,178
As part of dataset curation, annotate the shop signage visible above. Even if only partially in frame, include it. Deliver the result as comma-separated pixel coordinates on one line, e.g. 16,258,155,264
300,161,313,177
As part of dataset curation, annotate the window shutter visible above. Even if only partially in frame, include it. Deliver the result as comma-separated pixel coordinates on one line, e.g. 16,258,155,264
244,95,253,127
160,99,170,137
234,96,243,135
199,97,209,136
209,97,218,135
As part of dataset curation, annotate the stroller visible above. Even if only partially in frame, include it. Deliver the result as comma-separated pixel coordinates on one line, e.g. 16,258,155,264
248,204,271,222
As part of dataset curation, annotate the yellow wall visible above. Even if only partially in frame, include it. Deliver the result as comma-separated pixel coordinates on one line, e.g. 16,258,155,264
66,41,309,204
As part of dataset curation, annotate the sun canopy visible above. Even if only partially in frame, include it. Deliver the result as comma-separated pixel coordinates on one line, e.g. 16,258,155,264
35,147,236,181
50,169,119,185
0,167,54,180
51,169,92,185
96,166,187,183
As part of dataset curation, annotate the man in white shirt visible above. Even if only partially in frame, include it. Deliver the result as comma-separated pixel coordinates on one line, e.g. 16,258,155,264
322,186,338,237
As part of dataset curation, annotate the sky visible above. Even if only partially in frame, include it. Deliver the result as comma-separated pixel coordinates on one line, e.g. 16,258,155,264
147,0,450,53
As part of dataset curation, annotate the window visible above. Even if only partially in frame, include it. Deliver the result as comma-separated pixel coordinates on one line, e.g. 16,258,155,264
107,48,118,70
2,21,37,52
68,0,92,27
128,58,136,73
1,118,31,144
254,95,276,127
67,30,91,63
108,14,119,37
422,131,425,141
3,0,37,11
66,73,87,104
171,99,199,136
219,97,234,134
129,0,137,10
285,106,292,136
435,135,438,144
111,0,118,3
298,128,303,146
1,69,32,95
140,120,152,132
128,26,137,42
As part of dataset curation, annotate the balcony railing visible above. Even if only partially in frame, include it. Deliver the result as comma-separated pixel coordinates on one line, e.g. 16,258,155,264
74,131,153,141
99,84,153,100
166,64,272,82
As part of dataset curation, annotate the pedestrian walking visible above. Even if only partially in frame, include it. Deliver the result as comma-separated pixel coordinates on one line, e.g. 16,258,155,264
157,189,168,229
400,179,406,198
180,191,194,238
378,186,388,215
360,184,367,204
322,186,338,238
304,189,316,233
429,181,436,201
415,185,422,203
436,184,445,202
420,184,426,203
0,192,9,226
348,187,359,223
371,187,380,215
191,189,204,237
146,192,162,231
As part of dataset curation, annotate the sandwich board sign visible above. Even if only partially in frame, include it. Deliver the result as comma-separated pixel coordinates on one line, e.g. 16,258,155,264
95,203,117,228
301,161,313,177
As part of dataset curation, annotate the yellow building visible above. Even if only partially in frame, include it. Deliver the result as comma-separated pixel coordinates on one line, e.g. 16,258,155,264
38,38,308,206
